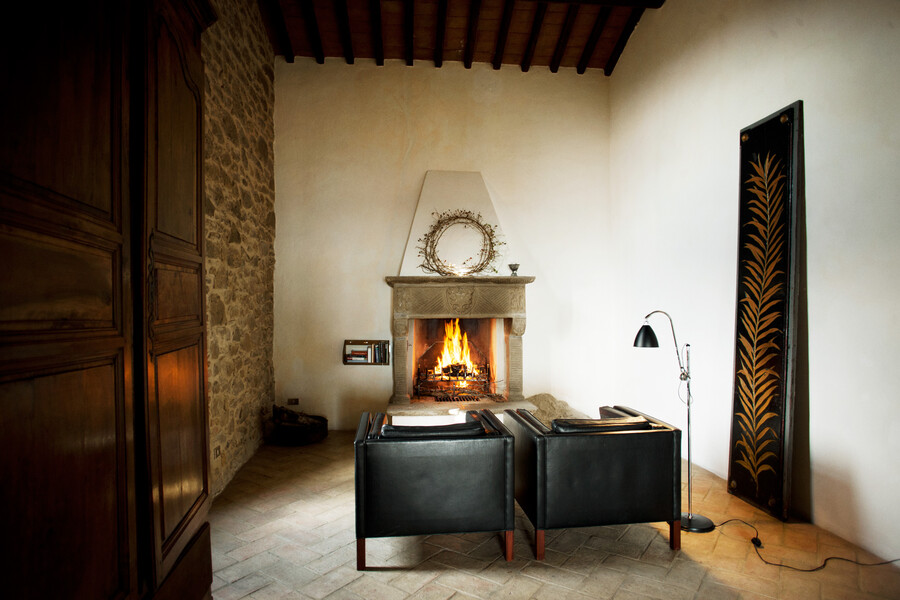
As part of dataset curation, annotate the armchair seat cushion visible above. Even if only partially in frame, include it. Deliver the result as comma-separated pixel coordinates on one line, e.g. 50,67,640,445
379,420,486,438
550,416,651,433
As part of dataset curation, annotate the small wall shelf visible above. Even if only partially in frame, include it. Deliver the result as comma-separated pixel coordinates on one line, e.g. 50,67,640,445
343,340,390,365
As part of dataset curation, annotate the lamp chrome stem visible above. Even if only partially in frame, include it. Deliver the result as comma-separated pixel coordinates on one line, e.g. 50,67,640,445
635,310,714,533
643,310,686,378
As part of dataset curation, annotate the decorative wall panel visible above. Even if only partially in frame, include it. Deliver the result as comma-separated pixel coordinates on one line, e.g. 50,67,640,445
728,101,803,520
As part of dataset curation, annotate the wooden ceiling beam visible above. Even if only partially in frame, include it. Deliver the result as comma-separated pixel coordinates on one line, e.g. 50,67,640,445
604,6,642,75
274,0,661,73
434,0,447,67
464,0,482,69
403,0,414,66
333,0,355,64
257,0,295,62
521,1,547,72
577,5,610,73
369,0,384,65
549,3,578,73
299,0,325,64
492,0,515,70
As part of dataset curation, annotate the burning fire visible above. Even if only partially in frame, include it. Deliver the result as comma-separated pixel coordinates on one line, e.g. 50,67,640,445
434,319,479,377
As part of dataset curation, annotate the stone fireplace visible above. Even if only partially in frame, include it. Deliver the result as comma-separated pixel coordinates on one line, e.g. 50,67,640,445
386,276,535,411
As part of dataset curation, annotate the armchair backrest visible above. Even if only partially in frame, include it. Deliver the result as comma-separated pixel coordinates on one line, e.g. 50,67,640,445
504,406,681,530
355,409,515,538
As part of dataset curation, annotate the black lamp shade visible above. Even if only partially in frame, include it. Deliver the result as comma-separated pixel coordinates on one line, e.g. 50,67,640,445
633,324,659,348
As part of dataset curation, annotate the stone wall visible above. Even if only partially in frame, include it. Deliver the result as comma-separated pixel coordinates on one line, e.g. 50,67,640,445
202,0,276,496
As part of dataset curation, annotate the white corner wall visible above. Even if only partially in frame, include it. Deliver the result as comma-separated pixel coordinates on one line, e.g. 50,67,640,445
608,0,900,560
274,61,612,430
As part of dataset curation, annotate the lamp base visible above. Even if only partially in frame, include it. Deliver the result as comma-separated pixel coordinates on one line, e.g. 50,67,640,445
681,513,715,533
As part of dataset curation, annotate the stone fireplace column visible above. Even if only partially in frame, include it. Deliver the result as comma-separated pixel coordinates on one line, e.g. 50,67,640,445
508,317,526,402
390,317,410,404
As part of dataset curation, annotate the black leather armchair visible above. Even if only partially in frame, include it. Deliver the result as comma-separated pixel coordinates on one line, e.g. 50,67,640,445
504,406,681,559
354,409,515,570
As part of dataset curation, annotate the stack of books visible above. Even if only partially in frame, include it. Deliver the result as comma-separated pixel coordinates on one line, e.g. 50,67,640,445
343,340,390,364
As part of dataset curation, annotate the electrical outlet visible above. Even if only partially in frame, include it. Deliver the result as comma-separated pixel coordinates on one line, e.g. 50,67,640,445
213,446,221,459
287,397,299,406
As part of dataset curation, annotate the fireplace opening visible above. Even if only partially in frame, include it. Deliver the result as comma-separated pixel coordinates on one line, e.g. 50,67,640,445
412,318,508,402
386,275,533,406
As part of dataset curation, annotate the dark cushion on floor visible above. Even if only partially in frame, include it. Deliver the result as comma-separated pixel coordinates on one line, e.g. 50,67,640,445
267,406,328,446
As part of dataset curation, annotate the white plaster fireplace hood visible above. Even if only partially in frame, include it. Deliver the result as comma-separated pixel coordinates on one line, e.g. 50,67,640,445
387,171,534,418
398,170,514,276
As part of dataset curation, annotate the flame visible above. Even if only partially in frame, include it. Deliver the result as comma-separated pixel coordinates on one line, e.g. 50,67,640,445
434,319,479,377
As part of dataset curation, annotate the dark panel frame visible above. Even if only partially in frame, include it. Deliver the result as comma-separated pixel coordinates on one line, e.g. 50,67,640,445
728,101,804,520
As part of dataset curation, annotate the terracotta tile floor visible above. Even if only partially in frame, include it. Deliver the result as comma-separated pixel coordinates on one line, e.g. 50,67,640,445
210,431,900,599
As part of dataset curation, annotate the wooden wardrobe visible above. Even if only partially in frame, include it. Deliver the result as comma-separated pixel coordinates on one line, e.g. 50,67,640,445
0,1,216,597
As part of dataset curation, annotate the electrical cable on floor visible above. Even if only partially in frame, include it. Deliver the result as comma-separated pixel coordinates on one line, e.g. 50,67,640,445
715,519,900,572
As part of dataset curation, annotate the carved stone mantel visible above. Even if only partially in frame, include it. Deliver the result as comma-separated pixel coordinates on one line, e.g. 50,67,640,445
386,276,535,404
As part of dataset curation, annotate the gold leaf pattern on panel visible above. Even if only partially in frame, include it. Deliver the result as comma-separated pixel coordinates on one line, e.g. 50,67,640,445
735,152,785,497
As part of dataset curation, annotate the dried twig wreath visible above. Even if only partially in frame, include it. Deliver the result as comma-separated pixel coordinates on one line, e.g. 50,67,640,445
417,209,504,276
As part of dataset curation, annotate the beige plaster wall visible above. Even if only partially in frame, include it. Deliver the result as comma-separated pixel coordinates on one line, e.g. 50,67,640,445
608,0,900,561
274,61,611,430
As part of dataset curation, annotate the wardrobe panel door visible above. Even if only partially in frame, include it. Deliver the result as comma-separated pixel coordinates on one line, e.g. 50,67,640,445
141,0,213,590
0,2,136,598
0,356,130,599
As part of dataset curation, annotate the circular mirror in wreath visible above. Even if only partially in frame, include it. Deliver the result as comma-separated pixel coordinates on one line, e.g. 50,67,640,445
417,209,504,276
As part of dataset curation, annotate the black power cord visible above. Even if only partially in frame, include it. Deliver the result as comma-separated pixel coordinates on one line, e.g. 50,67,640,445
716,519,900,573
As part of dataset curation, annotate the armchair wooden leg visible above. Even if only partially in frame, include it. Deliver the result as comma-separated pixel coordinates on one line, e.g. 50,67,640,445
669,520,681,551
504,531,514,561
535,529,545,560
357,538,366,570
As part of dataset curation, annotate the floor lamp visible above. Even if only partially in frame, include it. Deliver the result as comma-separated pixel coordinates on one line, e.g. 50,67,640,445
634,310,715,533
